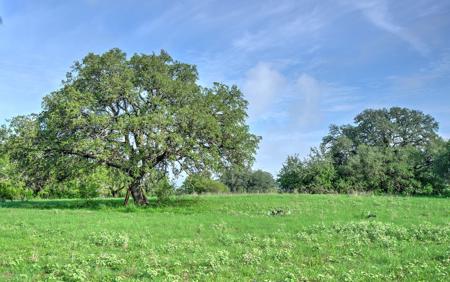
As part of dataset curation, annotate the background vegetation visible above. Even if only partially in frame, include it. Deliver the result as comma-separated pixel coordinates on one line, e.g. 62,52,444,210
0,49,448,204
2,106,448,202
277,107,449,196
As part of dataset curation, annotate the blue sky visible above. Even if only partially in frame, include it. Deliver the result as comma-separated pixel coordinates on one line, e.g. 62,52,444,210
1,0,450,175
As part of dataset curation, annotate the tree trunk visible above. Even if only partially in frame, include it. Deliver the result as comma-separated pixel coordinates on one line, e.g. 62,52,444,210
128,180,149,206
123,189,130,206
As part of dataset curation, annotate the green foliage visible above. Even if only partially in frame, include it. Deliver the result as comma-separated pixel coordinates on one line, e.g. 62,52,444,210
220,168,277,193
38,178,99,199
89,167,130,198
350,107,438,148
220,168,251,192
278,150,336,193
182,174,229,194
277,155,304,192
77,181,100,199
0,153,31,201
0,182,32,201
0,181,18,201
3,48,259,204
279,107,448,195
3,115,75,195
300,150,336,193
429,140,450,195
150,177,174,202
247,170,277,193
34,167,130,199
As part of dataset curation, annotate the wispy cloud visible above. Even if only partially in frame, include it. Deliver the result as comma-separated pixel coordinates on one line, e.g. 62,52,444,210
293,74,322,125
344,0,429,55
388,50,450,93
232,1,341,52
242,61,361,126
243,63,286,120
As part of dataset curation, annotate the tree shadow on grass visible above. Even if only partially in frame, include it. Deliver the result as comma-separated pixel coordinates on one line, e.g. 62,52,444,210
0,197,202,211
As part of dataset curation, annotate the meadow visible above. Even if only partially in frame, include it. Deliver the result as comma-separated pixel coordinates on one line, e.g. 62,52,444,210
0,194,449,281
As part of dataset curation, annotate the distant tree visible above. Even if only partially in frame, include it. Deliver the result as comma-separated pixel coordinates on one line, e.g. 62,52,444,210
247,170,277,193
220,167,251,193
300,149,336,193
434,140,450,181
91,166,130,198
6,49,259,205
339,145,419,194
282,107,446,195
323,107,439,150
419,139,450,195
339,145,385,192
277,155,304,192
321,125,355,167
220,168,276,193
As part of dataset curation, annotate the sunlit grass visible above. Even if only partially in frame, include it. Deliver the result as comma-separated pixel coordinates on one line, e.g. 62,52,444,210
0,194,449,281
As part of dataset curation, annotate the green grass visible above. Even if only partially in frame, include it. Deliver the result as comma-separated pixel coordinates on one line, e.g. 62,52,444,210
0,194,449,281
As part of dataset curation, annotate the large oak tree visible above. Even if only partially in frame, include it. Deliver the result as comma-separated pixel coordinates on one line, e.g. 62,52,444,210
10,49,259,205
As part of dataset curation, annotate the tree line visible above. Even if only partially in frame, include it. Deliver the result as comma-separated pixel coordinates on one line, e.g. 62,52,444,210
0,49,448,204
277,107,449,196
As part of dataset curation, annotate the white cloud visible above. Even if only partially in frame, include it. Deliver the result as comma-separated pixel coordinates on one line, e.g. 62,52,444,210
242,63,286,119
286,74,360,127
294,74,323,125
242,63,361,127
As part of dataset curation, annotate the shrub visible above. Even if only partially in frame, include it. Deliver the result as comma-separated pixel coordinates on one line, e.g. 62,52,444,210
182,175,229,194
278,150,335,194
0,180,30,201
78,182,100,199
152,177,174,202
0,180,19,201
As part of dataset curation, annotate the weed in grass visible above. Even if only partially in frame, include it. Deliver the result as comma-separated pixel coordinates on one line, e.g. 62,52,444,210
267,208,291,216
88,231,129,248
242,248,263,265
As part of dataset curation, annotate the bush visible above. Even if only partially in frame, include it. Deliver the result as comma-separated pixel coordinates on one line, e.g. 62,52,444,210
0,154,31,201
182,175,229,194
152,177,174,202
78,181,100,199
0,180,30,201
37,178,100,199
277,150,335,194
0,180,19,201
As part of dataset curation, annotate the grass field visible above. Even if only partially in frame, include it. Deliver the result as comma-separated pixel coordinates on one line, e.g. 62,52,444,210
0,194,449,281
